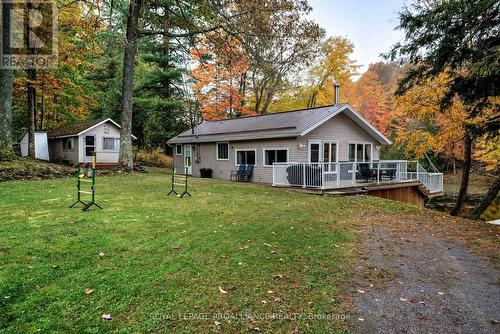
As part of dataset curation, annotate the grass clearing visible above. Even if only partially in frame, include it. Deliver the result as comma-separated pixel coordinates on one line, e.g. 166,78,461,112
1,168,419,333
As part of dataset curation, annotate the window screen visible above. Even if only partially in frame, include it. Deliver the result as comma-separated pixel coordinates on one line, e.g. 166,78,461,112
236,150,255,165
217,143,229,160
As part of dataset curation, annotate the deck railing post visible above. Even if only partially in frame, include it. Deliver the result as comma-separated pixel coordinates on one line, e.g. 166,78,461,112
352,162,356,186
321,163,325,189
377,161,380,184
302,163,306,188
336,162,340,188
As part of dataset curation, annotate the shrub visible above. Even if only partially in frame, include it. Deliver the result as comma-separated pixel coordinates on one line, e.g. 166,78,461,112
135,148,172,168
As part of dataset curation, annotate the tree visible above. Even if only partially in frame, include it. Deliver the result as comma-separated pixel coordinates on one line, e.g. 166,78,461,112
388,0,500,216
191,35,252,120
304,37,358,108
0,1,13,158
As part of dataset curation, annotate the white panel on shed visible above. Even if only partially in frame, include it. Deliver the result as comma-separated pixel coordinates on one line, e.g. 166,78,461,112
20,133,28,157
35,132,49,160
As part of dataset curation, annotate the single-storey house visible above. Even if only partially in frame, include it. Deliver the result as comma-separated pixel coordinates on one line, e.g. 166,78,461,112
47,118,135,165
167,103,393,184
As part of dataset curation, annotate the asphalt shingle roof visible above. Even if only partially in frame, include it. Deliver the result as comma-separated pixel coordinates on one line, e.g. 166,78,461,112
168,104,348,143
48,118,108,138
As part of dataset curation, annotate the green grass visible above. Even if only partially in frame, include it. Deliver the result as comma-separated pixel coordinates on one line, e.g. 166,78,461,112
0,168,414,333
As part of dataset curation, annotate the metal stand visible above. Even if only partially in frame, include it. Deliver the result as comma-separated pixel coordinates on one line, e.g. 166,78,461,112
168,167,191,198
70,154,103,211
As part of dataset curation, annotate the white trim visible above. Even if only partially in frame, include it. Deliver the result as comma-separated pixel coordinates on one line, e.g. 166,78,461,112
102,137,120,152
183,144,192,174
322,140,339,163
216,142,229,161
234,148,257,166
175,144,182,155
52,118,137,140
347,141,373,162
300,105,392,145
262,147,289,167
307,139,322,163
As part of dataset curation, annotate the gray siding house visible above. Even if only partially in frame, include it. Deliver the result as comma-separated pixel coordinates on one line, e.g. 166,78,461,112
167,103,393,184
48,118,135,164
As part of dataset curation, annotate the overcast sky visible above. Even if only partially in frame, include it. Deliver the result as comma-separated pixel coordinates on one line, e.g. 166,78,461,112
308,0,406,78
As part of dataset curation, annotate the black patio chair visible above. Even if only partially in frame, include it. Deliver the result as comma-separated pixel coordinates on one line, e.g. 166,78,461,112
230,164,246,181
240,164,254,181
359,163,376,182
383,163,397,181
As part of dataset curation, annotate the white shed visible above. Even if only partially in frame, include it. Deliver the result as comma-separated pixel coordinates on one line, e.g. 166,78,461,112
20,131,50,160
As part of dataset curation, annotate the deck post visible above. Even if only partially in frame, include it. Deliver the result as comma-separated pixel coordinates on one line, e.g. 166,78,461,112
377,162,380,184
352,162,356,186
336,162,340,188
302,163,306,188
321,163,325,190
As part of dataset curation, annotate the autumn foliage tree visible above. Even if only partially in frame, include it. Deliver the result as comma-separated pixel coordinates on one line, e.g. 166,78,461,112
191,36,253,120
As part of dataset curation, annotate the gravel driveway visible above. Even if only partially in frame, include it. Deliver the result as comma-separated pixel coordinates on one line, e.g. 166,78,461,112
350,213,500,334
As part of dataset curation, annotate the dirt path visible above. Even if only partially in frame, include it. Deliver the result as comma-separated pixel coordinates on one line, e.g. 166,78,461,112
350,212,500,334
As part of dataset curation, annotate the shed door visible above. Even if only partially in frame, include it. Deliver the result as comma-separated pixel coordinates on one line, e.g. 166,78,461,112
35,133,49,160
85,135,95,161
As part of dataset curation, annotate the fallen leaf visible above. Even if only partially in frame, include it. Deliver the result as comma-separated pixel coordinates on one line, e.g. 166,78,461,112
252,327,260,331
219,287,228,294
272,296,282,302
264,243,272,247
101,314,112,320
215,321,221,326
358,318,365,321
437,291,445,295
273,274,283,279
165,276,172,281
267,290,274,294
399,297,408,301
99,252,105,257
260,300,267,304
357,290,365,294
84,288,94,295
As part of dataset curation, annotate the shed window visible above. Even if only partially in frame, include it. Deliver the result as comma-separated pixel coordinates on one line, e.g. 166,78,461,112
264,149,288,166
216,142,229,160
63,138,74,150
103,137,119,150
176,145,182,155
236,149,256,165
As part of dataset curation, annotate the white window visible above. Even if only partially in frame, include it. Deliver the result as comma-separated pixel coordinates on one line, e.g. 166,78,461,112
176,145,182,155
235,149,256,165
63,137,74,150
263,148,288,166
348,143,372,162
216,142,229,160
323,142,338,163
103,137,119,151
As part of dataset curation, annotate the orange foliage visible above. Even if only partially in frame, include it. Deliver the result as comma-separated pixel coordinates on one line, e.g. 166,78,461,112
190,35,254,120
344,70,390,134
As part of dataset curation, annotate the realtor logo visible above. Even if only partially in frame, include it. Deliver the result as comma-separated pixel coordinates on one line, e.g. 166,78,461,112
0,0,58,69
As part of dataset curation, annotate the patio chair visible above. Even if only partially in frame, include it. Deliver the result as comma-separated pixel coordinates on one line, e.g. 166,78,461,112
240,164,254,182
230,164,246,181
383,163,397,181
358,163,375,182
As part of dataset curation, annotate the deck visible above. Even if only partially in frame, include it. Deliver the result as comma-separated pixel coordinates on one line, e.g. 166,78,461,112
272,160,444,195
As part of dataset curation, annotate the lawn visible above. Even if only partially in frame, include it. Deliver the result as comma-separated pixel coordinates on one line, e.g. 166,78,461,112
0,168,417,333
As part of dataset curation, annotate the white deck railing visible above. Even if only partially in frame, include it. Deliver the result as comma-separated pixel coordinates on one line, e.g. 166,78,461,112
272,160,443,194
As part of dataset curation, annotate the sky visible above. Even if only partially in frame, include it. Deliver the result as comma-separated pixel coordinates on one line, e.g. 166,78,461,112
308,0,406,78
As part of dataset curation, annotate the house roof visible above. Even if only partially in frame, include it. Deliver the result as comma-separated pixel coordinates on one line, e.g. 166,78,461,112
167,104,392,145
48,118,136,139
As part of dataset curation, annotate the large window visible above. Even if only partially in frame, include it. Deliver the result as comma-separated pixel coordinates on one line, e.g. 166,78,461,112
235,149,256,165
216,142,229,160
348,143,372,162
103,137,119,151
63,137,74,150
264,148,288,166
176,145,182,155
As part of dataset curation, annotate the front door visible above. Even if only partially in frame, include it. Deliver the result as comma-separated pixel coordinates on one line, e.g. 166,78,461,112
308,140,321,163
85,135,95,161
183,145,192,175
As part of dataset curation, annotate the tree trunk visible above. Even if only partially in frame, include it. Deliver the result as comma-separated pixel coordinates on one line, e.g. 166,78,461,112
469,177,500,220
27,69,37,158
450,132,473,216
0,2,13,154
118,0,143,171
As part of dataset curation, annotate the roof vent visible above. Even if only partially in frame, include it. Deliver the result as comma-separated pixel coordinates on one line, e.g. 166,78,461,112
334,83,340,104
